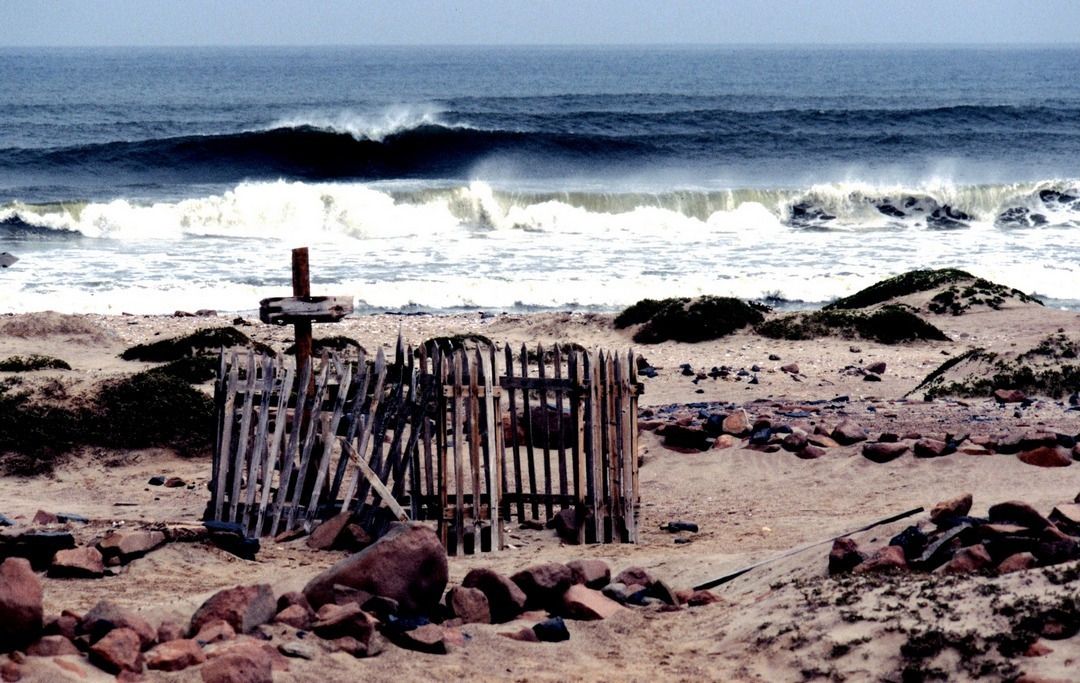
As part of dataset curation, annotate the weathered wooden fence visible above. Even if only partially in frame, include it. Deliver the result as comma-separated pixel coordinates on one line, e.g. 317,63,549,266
209,339,640,554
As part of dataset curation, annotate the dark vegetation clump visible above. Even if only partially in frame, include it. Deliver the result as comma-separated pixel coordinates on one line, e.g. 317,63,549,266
756,305,950,344
120,326,271,362
0,379,80,475
916,335,1080,399
285,335,365,356
618,296,765,344
928,279,1042,315
0,354,72,371
824,269,975,310
143,355,220,385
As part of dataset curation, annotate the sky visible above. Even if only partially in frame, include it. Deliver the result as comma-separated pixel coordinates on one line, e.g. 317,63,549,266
2,0,1079,47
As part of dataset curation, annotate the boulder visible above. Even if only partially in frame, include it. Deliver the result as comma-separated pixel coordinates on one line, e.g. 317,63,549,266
797,445,827,459
781,431,807,452
780,363,799,374
189,585,276,636
532,617,570,642
832,421,868,445
461,568,527,623
930,493,973,525
306,511,353,551
157,621,185,644
1018,446,1072,468
511,563,574,609
1048,503,1080,534
866,361,887,374
828,538,865,575
273,604,312,629
997,552,1037,574
310,603,375,642
144,639,206,671
388,623,451,655
194,619,236,645
566,559,611,589
0,558,43,652
862,442,909,463
445,586,490,624
562,585,624,620
994,389,1026,403
914,439,950,458
854,545,907,573
89,627,143,674
303,523,447,615
25,635,79,657
80,600,157,649
722,409,753,436
614,566,655,588
97,530,166,563
199,647,272,683
942,543,992,573
988,501,1054,529
662,424,710,451
49,547,104,578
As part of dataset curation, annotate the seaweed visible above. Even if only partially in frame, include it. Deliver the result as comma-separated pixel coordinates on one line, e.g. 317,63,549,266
824,269,975,310
120,327,272,362
622,296,764,344
756,306,950,344
0,355,71,371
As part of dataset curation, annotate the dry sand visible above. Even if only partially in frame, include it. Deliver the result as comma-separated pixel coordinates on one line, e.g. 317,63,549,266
1,301,1078,681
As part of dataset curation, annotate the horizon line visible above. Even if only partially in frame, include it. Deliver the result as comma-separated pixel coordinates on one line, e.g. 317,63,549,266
3,41,1080,49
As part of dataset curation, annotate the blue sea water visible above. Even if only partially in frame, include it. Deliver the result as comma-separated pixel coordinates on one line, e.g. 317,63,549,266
1,46,1079,313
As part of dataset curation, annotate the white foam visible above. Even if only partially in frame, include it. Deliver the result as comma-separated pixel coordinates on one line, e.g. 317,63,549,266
270,104,458,141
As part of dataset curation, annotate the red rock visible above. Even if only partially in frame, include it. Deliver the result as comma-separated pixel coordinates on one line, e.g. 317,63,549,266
684,590,721,607
144,638,206,671
960,445,992,456
446,586,490,624
0,558,43,652
808,434,840,448
164,477,186,488
303,522,447,615
273,604,312,629
996,552,1037,574
43,611,80,641
861,442,909,463
49,547,104,578
194,619,236,645
81,600,156,649
722,409,753,436
854,545,906,573
511,563,574,609
797,445,827,459
562,585,623,620
994,388,1026,403
390,623,451,654
1049,503,1080,533
0,661,18,683
988,501,1054,529
461,568,527,623
782,431,808,452
930,493,973,524
832,420,868,445
31,510,58,525
829,538,865,575
157,621,185,643
204,639,289,673
942,543,992,573
89,627,143,674
1018,446,1072,468
614,566,655,587
310,603,375,642
566,559,611,589
189,584,275,635
199,648,272,683
25,635,79,657
97,530,166,563
713,434,736,449
500,627,539,642
780,363,799,374
306,511,353,551
914,438,949,458
1023,640,1053,657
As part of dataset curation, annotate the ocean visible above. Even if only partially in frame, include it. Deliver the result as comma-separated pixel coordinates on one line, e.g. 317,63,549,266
1,46,1079,314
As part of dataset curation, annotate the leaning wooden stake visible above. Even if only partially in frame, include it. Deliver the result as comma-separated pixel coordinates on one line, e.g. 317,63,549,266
693,507,925,591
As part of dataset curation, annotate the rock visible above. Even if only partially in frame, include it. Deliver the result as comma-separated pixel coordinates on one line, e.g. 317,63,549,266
0,661,18,683
566,559,611,589
194,619,236,645
662,424,710,451
148,476,165,486
942,543,992,573
889,526,929,561
97,530,166,563
304,523,447,615
25,635,79,657
277,640,318,660
930,493,973,525
144,639,206,671
0,558,43,652
683,590,721,606
306,511,353,551
446,586,490,624
157,621,185,643
601,582,637,604
2,530,77,570
797,445,827,459
863,373,881,382
1018,446,1072,468
866,361,886,374
832,420,868,445
310,604,376,643
273,604,312,629
988,501,1054,529
552,506,585,544
1024,640,1054,657
561,585,624,620
164,477,186,488
994,388,1027,403
389,623,450,655
1048,503,1080,534
89,627,143,674
49,547,105,578
614,566,655,588
780,363,799,374
31,510,58,525
190,585,276,636
914,438,950,458
1034,539,1080,565
713,434,736,449
997,552,1037,574
828,538,865,575
854,545,907,573
647,579,680,606
532,617,570,642
80,600,157,649
276,591,312,612
781,431,807,452
861,442,909,463
461,568,527,623
663,520,698,533
808,434,840,448
722,409,753,436
200,647,273,683
511,563,574,609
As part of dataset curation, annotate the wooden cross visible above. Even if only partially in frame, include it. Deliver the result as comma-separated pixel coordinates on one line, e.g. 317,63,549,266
259,247,353,377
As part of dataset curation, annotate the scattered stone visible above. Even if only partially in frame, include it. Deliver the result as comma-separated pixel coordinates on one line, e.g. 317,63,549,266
942,543,992,573
829,538,865,575
988,501,1053,529
780,363,799,374
863,373,881,382
722,409,753,436
25,635,79,657
561,585,624,620
199,647,273,683
461,568,528,623
854,545,907,573
861,442,909,463
273,604,312,630
994,389,1027,403
98,530,167,563
0,558,43,652
532,617,570,642
306,511,353,551
552,506,585,544
782,430,807,451
808,434,840,448
277,640,318,660
164,477,186,488
866,361,887,374
1049,503,1080,534
662,424,710,451
49,546,105,578
195,619,237,645
930,493,974,525
997,552,1037,574
913,438,950,458
566,559,611,589
889,526,929,561
1018,446,1072,468
389,623,450,655
683,590,721,606
89,627,143,674
144,638,206,671
713,434,736,449
157,621,185,643
512,563,575,610
310,604,375,642
1023,641,1054,658
147,476,166,486
614,566,655,588
80,600,157,649
189,584,276,636
832,420,868,445
446,586,490,624
797,445,827,459
31,510,57,525
663,521,698,533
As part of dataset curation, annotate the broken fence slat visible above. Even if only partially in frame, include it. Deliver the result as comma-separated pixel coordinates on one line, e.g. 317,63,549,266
254,358,295,538
213,352,240,521
343,440,409,523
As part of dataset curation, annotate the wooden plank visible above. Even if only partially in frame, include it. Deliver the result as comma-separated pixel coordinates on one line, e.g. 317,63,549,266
553,344,568,510
597,351,611,543
269,356,312,535
504,345,525,522
254,358,295,537
303,359,354,524
468,350,482,553
569,349,586,545
625,350,638,543
536,343,554,520
588,350,603,542
211,349,227,504
342,440,409,523
242,355,277,533
607,353,620,543
285,353,332,530
451,352,465,555
340,349,387,511
258,295,353,324
491,344,508,511
420,346,435,520
408,347,424,521
212,352,240,521
228,353,258,523
482,348,503,550
519,343,539,520
435,348,449,548
328,349,369,503
353,349,399,513
612,354,625,543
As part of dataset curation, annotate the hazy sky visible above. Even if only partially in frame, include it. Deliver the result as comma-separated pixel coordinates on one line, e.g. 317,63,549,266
3,0,1079,47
